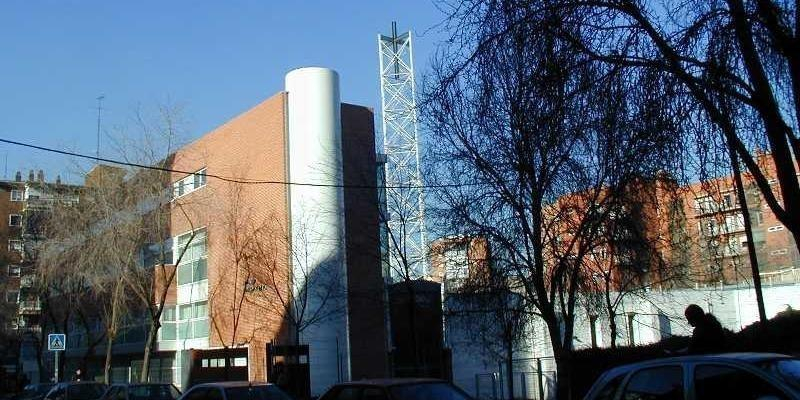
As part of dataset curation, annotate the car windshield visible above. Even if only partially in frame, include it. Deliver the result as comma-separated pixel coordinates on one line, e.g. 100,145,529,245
388,383,471,400
129,385,181,400
67,384,107,400
758,359,800,390
224,385,293,400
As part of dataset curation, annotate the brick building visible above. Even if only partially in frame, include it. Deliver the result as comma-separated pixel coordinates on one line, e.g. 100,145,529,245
61,67,389,392
1,170,79,385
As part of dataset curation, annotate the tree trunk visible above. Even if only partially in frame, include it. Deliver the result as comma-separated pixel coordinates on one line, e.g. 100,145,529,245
505,342,514,400
608,307,618,349
729,148,768,324
140,319,160,382
103,332,116,384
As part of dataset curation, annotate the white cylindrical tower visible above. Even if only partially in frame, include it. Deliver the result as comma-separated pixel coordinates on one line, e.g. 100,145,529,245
285,67,350,394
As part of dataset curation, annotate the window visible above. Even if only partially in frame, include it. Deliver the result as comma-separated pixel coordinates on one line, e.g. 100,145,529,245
160,305,177,340
768,225,785,233
622,366,684,400
695,365,788,399
445,244,469,280
770,249,788,256
753,210,764,227
9,214,22,227
177,301,208,339
172,168,207,198
6,290,19,303
7,265,21,277
722,193,735,209
175,228,208,285
10,189,23,201
695,196,716,214
233,357,247,367
8,240,23,252
593,374,625,400
724,213,745,233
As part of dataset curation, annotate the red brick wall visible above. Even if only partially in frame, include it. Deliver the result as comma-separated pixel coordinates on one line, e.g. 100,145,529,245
170,92,290,382
341,104,389,378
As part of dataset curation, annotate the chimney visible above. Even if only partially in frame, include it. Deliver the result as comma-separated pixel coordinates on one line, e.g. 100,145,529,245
28,170,34,182
37,170,44,182
56,175,62,185
14,171,22,182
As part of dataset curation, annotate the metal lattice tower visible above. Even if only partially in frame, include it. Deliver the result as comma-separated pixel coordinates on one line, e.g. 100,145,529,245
378,22,427,280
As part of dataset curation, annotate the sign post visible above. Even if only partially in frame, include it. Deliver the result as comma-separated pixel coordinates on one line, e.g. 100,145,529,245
48,334,66,382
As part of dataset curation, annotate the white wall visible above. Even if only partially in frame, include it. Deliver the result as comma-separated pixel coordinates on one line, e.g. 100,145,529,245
285,67,350,396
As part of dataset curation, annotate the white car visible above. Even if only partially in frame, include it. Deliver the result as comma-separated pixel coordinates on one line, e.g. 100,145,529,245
584,353,800,400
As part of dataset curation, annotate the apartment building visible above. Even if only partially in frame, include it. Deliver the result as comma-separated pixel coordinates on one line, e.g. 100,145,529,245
1,170,79,384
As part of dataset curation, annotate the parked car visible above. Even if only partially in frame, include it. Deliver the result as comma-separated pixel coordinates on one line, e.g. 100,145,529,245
584,352,800,400
99,383,181,400
43,382,107,400
318,378,472,400
177,382,293,400
15,383,56,400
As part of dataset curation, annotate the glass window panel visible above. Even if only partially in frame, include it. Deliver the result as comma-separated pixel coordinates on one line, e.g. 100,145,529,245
622,366,683,400
194,302,208,318
695,365,788,399
193,259,207,281
177,265,192,285
177,322,190,338
179,304,192,320
162,306,176,322
161,323,176,340
192,319,208,338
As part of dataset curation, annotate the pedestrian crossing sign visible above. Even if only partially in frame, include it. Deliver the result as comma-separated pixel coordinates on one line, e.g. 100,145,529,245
48,334,66,351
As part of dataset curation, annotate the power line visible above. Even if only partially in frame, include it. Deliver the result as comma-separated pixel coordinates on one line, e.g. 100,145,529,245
0,137,483,190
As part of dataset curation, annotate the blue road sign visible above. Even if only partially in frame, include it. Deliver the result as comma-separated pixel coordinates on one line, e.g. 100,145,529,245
48,334,66,351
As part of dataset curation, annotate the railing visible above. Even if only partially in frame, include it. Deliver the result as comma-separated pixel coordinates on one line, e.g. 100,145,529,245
760,268,800,286
18,300,41,313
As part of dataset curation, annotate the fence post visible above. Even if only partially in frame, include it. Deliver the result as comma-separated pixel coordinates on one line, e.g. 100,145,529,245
492,373,498,400
536,358,544,400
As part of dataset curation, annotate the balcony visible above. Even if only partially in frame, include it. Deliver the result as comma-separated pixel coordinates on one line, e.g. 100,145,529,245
18,300,41,314
20,275,35,288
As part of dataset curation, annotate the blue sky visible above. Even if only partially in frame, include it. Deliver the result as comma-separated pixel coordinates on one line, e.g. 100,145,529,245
0,1,447,182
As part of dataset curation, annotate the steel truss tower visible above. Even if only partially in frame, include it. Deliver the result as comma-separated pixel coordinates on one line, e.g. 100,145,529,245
378,22,427,280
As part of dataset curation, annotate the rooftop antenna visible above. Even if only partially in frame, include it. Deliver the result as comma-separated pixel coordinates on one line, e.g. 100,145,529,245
378,22,428,280
96,95,105,163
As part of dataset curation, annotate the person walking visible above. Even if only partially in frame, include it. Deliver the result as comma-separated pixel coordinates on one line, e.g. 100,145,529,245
684,304,726,354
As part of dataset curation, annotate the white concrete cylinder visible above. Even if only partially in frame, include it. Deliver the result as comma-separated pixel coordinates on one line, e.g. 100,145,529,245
285,67,350,394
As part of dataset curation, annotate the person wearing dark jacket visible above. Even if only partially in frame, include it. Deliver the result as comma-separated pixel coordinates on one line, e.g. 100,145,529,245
685,304,726,354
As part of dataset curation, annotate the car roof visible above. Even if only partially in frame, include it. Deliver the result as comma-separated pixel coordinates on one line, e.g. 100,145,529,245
112,383,173,386
193,382,272,388
334,378,446,387
603,353,793,376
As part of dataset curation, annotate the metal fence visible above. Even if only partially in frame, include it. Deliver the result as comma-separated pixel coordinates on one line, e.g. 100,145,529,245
474,358,556,400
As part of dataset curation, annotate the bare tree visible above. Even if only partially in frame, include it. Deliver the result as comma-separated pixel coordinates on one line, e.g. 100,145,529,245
518,0,798,323
424,3,678,397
